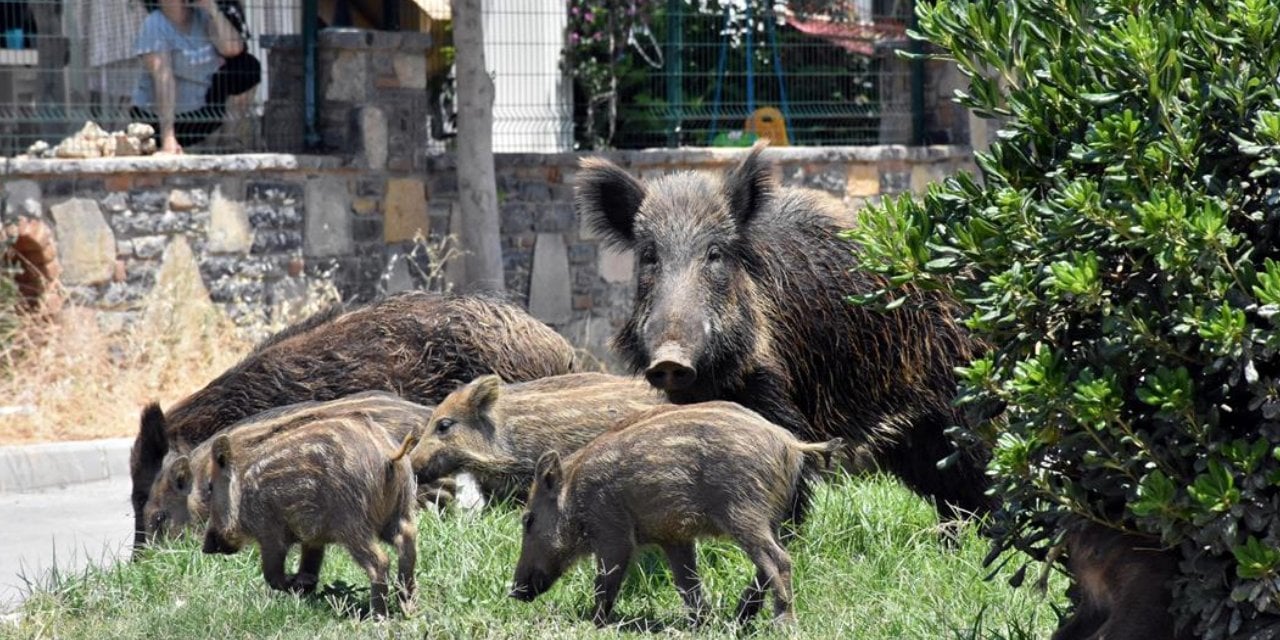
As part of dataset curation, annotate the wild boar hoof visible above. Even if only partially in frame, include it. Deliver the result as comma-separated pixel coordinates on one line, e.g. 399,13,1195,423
286,573,319,595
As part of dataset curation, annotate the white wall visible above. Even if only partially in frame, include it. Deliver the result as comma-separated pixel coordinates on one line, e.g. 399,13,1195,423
483,0,572,152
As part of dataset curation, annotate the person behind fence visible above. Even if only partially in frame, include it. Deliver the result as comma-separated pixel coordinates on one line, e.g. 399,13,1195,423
130,0,260,154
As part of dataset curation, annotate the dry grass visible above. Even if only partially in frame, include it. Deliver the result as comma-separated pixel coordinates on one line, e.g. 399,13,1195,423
0,233,461,445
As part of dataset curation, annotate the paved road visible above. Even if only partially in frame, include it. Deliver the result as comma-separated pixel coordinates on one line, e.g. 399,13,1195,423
0,476,133,612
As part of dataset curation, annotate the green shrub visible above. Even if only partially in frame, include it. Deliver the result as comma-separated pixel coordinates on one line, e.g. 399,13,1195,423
846,0,1280,636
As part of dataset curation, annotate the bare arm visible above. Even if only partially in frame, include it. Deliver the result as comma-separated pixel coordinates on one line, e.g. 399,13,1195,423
198,0,244,58
142,51,182,154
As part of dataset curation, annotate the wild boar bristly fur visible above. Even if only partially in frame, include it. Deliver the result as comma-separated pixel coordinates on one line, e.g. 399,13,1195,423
143,391,435,544
575,144,992,522
417,372,665,501
509,401,842,625
203,413,420,618
130,292,577,551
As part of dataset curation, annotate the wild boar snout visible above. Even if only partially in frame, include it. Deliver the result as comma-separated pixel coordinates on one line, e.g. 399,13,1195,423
645,342,697,391
509,570,553,602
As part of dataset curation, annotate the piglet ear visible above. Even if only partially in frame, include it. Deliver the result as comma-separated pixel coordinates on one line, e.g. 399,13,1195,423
722,141,773,228
212,434,233,472
468,374,503,417
171,456,193,494
576,157,646,248
534,450,562,492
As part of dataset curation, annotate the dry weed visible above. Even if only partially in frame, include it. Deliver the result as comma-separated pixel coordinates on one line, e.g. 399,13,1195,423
0,234,460,444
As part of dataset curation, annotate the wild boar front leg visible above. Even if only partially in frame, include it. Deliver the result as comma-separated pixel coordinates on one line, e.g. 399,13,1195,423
258,539,293,593
287,544,325,594
347,538,390,618
591,541,634,627
662,543,707,623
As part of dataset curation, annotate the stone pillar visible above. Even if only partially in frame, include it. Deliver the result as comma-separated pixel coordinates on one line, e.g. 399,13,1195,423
261,29,432,170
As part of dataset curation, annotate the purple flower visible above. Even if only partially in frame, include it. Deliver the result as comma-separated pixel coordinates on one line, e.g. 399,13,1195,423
570,6,579,16
571,32,581,44
593,31,603,41
585,11,595,22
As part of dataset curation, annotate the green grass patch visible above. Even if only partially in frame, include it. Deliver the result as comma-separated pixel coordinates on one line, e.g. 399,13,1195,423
9,474,1065,639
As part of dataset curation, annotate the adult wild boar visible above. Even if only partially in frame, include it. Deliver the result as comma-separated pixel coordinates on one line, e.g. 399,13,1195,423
509,401,842,625
131,292,576,550
202,417,420,617
143,391,436,543
575,144,990,520
416,372,665,500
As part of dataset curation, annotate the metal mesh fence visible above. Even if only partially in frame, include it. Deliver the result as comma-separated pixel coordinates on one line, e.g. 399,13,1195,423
559,0,915,150
0,0,919,157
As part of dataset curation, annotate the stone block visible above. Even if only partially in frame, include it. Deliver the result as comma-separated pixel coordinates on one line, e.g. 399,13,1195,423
207,185,254,254
384,178,429,243
50,198,116,285
599,247,634,284
393,53,427,89
3,179,41,218
303,176,353,257
846,164,880,197
360,106,388,170
528,233,572,325
325,50,367,102
168,189,196,212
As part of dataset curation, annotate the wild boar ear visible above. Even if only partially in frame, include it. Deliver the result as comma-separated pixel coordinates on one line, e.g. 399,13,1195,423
534,450,562,491
723,141,773,228
576,157,646,248
470,375,502,416
171,456,192,494
137,403,169,469
212,435,233,472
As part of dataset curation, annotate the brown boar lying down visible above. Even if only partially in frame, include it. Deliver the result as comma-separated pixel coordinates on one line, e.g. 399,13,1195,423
416,372,666,501
202,414,420,618
131,291,578,551
143,391,438,544
1052,521,1192,640
509,401,842,626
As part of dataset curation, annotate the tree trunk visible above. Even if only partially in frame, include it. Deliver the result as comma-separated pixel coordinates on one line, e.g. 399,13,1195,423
450,0,504,292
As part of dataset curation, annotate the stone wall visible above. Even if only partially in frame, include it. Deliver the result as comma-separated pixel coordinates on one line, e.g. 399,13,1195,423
0,145,974,365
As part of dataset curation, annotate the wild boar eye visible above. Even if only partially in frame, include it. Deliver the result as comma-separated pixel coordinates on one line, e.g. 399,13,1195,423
707,245,723,263
638,245,658,266
522,513,534,532
435,418,456,435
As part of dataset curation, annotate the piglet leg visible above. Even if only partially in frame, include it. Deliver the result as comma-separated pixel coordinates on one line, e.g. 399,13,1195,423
259,540,292,593
662,543,707,624
392,518,418,610
347,538,390,618
591,543,633,627
283,544,325,594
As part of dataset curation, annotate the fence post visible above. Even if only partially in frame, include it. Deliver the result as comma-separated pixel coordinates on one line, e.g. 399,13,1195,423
909,0,925,146
303,0,321,150
665,0,683,147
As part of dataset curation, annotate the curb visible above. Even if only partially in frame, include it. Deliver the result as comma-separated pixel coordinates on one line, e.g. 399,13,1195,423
0,438,133,494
